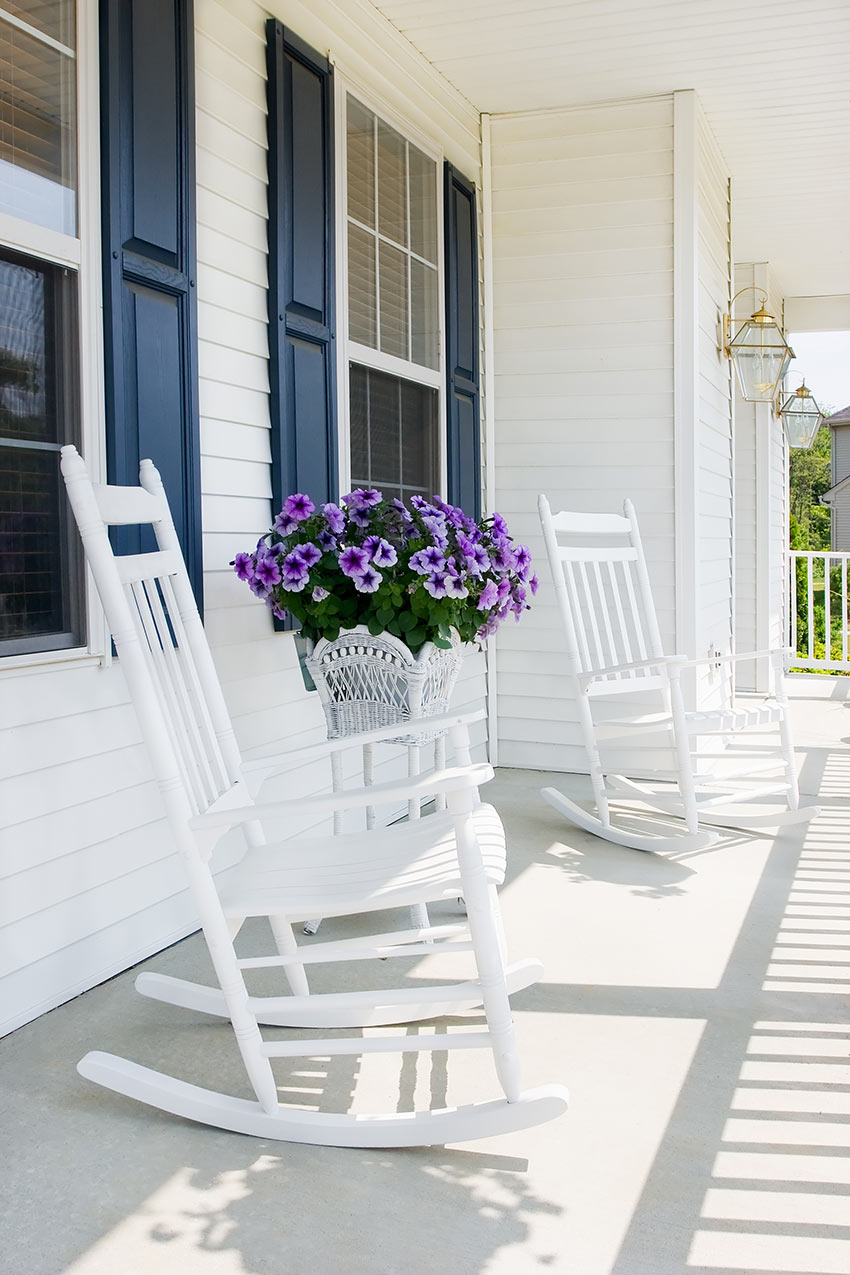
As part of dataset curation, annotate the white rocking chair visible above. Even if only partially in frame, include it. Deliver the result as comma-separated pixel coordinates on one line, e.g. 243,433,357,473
538,494,818,853
59,445,568,1147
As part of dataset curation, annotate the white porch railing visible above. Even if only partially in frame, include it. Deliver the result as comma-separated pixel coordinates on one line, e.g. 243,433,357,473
790,550,850,671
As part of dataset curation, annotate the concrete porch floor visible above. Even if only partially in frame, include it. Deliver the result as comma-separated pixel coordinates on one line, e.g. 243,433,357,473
3,675,850,1275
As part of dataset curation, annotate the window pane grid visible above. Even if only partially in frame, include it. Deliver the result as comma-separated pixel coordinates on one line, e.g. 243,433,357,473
346,94,438,374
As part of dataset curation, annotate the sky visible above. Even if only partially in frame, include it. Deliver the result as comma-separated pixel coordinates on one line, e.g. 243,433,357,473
786,330,850,418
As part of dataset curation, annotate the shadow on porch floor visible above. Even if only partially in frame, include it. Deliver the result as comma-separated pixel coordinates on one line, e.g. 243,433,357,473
2,676,848,1275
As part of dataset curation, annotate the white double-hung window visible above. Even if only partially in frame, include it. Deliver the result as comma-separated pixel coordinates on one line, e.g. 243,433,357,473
343,93,442,504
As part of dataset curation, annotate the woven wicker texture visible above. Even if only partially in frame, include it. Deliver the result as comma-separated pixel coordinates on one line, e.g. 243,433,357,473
305,627,463,743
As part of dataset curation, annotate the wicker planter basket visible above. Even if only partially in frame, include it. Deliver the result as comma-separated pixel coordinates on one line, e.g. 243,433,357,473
304,626,463,744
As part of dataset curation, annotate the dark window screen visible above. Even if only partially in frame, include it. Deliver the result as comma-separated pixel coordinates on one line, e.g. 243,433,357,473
349,363,437,505
0,248,81,653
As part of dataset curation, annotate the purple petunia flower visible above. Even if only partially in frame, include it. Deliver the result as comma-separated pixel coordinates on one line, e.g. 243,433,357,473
271,602,289,622
273,511,299,536
513,545,532,578
348,507,372,529
490,541,516,573
254,555,282,589
529,573,539,596
312,586,330,602
343,488,382,510
424,571,449,599
231,552,254,582
353,564,382,593
364,535,398,567
338,544,369,578
492,512,508,537
250,575,270,599
477,580,499,611
293,541,322,569
282,492,315,522
316,529,337,552
444,572,469,599
279,550,309,592
410,546,445,575
322,502,346,535
496,576,512,602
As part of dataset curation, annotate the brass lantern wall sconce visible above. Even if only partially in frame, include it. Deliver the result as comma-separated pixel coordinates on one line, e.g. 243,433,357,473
777,380,825,449
721,286,795,403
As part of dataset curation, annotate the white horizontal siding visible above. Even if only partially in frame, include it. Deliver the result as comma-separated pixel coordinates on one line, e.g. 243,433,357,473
490,96,676,772
1,0,483,1036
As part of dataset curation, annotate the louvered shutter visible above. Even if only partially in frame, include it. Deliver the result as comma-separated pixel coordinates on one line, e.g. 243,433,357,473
444,163,481,519
100,0,202,601
265,22,337,518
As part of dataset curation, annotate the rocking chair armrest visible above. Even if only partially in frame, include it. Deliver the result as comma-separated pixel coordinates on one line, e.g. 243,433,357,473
675,647,793,669
191,762,495,831
578,655,684,687
242,708,487,782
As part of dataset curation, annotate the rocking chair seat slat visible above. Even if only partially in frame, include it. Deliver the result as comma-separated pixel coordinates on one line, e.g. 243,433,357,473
220,803,506,920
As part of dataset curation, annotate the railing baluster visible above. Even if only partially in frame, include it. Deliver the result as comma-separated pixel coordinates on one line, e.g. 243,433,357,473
791,550,798,660
841,555,846,663
825,553,832,663
807,555,814,662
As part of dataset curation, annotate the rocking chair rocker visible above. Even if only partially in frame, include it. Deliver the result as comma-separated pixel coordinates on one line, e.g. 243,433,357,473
59,446,567,1147
538,494,818,853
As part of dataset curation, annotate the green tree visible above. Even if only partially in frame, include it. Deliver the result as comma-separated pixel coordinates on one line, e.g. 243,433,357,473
789,421,832,548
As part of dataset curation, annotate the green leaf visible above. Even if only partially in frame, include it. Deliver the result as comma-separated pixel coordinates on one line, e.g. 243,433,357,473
377,607,395,627
397,610,417,632
408,627,427,647
387,618,401,637
368,617,383,636
432,636,452,649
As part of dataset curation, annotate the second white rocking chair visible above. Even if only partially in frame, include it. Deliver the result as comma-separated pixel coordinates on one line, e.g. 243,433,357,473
538,494,818,852
59,446,568,1148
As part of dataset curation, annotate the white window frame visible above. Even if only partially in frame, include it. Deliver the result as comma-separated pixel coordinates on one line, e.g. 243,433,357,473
0,0,106,672
333,72,446,501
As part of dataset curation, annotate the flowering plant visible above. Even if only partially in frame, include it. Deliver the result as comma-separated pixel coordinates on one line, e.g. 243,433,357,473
232,488,537,653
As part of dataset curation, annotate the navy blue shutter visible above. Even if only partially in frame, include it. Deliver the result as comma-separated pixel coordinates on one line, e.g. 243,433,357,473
100,0,202,600
265,22,337,517
444,163,481,519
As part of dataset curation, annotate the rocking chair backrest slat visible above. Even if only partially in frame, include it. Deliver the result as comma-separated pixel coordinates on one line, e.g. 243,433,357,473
61,447,242,820
538,494,665,688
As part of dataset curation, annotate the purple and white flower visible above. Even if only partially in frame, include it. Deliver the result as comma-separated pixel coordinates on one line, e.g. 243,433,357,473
322,502,346,535
364,535,398,567
293,541,322,569
410,546,445,575
343,487,382,510
338,544,370,578
353,564,382,593
312,586,330,602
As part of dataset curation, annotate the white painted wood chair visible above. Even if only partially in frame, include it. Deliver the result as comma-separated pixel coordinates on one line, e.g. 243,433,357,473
538,494,818,852
59,445,568,1147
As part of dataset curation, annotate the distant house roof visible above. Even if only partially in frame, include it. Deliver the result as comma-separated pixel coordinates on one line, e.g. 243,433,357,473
821,472,850,504
825,404,850,428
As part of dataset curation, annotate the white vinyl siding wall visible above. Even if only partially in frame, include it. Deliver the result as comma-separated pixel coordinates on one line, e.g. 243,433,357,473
0,0,483,1037
489,96,676,771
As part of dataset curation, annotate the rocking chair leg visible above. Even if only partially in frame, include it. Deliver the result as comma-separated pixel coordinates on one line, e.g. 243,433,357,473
269,916,310,996
669,668,700,834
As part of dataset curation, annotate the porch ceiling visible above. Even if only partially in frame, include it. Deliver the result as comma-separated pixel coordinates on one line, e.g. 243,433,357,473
371,0,850,301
